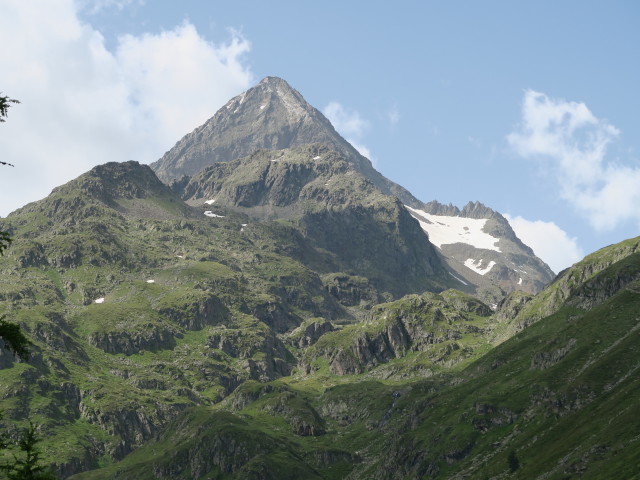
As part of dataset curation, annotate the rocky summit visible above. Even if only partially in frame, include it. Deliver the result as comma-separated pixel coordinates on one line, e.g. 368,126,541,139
0,77,638,480
152,76,553,303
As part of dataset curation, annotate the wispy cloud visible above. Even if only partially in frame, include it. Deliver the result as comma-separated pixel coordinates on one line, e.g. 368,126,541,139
508,90,640,231
0,0,252,216
504,214,584,273
79,0,144,14
387,103,400,127
323,101,373,160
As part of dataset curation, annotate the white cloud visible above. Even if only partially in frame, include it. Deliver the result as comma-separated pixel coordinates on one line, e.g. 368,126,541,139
507,90,640,231
387,103,400,126
347,140,373,161
79,0,144,14
0,0,252,216
467,136,481,148
323,101,369,137
323,101,374,160
504,214,584,273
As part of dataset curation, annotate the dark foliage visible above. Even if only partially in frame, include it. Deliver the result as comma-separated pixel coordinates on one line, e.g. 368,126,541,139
0,422,57,480
0,317,30,360
0,94,19,123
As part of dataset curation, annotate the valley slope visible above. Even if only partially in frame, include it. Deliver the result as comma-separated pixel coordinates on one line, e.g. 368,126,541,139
68,236,640,479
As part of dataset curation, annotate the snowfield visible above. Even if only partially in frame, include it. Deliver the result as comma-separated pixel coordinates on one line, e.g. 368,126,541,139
405,206,501,252
464,258,496,275
204,211,225,218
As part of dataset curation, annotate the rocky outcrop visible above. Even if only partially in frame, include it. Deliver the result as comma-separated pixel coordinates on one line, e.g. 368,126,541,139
304,292,492,376
322,273,382,306
262,391,326,436
251,301,302,333
158,294,229,330
290,320,335,348
531,338,577,370
207,327,292,381
471,402,518,432
87,325,177,355
78,400,191,459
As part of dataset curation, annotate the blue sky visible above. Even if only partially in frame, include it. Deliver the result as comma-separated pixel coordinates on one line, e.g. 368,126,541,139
1,0,639,272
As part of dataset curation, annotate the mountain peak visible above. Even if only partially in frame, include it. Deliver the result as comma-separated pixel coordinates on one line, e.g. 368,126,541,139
420,200,500,220
258,75,293,88
150,76,352,183
150,77,421,206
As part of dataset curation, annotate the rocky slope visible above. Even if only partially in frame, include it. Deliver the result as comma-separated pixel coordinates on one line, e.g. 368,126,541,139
171,144,451,297
63,234,640,479
151,76,418,206
151,76,553,303
407,201,555,305
68,235,640,480
0,156,450,476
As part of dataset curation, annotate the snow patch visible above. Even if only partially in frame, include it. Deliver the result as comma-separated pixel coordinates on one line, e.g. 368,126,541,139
94,298,105,304
204,211,225,218
313,155,321,160
490,303,498,310
518,277,523,285
204,199,216,205
176,255,184,258
449,272,469,286
405,206,501,252
260,104,266,110
464,258,496,275
146,280,155,284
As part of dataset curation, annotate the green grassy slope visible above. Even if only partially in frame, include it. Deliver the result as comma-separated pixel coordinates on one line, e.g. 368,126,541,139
70,240,640,479
0,158,452,477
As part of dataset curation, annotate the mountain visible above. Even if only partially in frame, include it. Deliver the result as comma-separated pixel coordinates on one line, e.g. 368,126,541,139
1,76,631,480
406,201,555,305
151,76,553,302
0,154,450,476
151,76,418,206
170,144,450,297
68,234,640,479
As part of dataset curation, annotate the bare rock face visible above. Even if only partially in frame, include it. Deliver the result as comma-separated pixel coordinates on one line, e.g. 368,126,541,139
151,76,419,205
87,326,177,355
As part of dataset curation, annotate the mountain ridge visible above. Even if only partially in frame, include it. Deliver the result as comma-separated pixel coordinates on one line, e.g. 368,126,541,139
151,76,421,207
151,76,553,302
